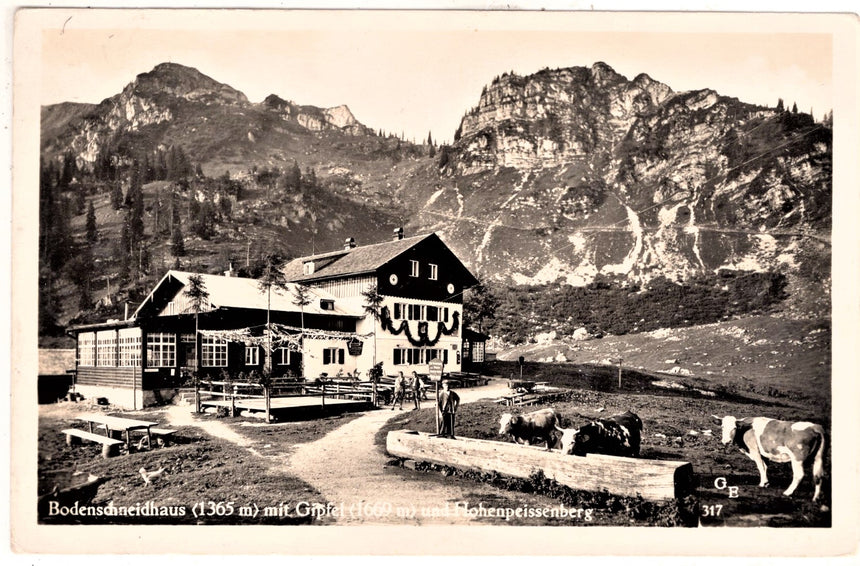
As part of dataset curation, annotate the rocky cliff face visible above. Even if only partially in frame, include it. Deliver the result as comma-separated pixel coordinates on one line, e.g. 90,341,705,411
422,62,831,287
262,95,369,135
452,63,674,173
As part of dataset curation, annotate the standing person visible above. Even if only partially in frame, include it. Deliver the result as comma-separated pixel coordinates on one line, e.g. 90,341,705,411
411,371,422,410
391,371,405,410
437,380,460,438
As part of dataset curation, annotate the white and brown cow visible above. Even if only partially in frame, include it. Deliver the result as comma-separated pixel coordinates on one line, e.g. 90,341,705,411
498,408,561,451
714,415,826,501
556,411,643,457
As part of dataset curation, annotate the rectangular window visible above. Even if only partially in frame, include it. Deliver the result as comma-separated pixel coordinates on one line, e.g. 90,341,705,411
96,331,117,367
393,349,403,365
410,348,423,365
323,348,345,365
427,305,438,322
429,264,438,280
443,349,449,364
78,333,95,367
443,307,449,322
201,336,228,367
410,260,419,277
473,341,485,363
276,347,291,366
427,349,440,362
245,346,259,365
166,301,175,315
146,333,176,368
408,304,421,321
118,328,142,368
393,303,401,319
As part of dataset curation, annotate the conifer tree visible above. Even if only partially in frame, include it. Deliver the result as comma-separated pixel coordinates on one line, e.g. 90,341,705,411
110,181,123,210
85,201,98,244
171,223,186,256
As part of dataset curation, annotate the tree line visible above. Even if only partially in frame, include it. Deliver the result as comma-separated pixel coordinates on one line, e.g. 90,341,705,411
464,270,789,346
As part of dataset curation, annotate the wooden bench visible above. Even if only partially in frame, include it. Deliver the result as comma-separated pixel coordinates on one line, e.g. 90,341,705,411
133,427,178,449
62,428,123,458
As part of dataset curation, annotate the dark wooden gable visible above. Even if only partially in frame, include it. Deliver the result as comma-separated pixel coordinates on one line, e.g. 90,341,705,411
134,273,185,319
376,234,478,303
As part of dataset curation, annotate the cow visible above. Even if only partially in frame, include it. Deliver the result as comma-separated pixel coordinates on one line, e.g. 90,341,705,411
556,411,643,457
498,408,561,451
713,415,826,501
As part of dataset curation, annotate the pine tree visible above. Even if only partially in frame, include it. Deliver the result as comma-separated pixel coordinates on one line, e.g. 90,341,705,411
291,284,312,378
361,284,384,375
170,223,185,257
285,161,302,191
111,181,123,210
128,187,145,247
74,186,86,215
427,131,433,146
85,201,98,243
65,245,95,310
776,98,785,112
791,102,798,114
257,255,289,374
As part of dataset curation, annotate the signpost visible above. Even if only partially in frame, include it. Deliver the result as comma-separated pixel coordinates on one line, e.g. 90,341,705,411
428,360,444,434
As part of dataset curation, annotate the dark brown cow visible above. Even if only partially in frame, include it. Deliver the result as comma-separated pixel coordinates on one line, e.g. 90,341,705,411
498,408,561,451
556,411,643,457
714,415,826,501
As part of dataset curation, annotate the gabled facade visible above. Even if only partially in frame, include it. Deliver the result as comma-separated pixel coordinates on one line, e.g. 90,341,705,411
69,270,362,408
282,231,480,376
68,232,482,408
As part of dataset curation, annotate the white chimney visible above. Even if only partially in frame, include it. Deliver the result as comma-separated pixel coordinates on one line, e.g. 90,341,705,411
393,227,404,240
344,237,356,250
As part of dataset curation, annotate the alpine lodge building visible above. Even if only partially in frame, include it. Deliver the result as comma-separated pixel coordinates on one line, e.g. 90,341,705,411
68,231,482,408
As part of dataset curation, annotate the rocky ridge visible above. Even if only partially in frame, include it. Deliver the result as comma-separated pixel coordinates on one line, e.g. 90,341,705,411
41,61,831,294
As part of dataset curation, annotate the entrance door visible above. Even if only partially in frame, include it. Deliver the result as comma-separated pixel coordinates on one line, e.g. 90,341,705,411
180,342,197,370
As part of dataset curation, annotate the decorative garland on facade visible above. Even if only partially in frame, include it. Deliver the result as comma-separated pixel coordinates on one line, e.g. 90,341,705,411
379,306,460,347
199,324,372,352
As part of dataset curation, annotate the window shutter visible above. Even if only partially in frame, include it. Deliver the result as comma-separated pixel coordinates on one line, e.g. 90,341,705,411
394,303,401,319
323,349,331,364
394,349,401,365
338,349,345,364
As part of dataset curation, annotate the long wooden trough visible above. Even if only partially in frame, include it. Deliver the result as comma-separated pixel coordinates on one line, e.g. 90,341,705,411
386,430,695,501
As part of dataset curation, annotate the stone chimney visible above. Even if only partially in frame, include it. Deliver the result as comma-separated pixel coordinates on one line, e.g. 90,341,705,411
393,227,404,241
223,262,235,277
344,237,356,250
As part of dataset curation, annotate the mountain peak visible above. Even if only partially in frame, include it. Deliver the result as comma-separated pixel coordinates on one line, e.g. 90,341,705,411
589,61,625,86
127,62,248,104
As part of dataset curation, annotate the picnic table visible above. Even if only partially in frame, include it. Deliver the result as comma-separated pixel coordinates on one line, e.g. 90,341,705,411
76,414,159,452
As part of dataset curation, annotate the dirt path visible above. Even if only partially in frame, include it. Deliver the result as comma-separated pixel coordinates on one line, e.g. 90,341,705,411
167,382,511,525
284,382,511,525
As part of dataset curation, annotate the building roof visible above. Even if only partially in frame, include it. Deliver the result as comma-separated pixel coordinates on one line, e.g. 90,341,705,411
282,233,435,283
133,270,364,319
463,328,490,342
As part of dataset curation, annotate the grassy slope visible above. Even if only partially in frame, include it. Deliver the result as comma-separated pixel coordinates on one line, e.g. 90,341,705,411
38,406,339,525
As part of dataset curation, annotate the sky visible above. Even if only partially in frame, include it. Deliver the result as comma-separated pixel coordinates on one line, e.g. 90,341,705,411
38,10,834,146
